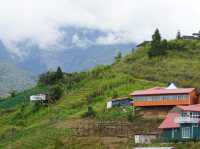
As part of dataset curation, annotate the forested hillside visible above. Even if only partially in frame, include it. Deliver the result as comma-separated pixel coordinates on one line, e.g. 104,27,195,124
1,35,200,148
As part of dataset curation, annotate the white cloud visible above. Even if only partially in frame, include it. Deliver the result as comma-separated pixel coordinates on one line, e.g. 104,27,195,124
96,32,132,45
72,34,92,47
0,0,200,55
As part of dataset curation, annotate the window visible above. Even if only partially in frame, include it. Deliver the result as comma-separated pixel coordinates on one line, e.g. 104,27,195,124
135,94,189,102
182,112,188,117
190,112,200,118
182,127,190,138
172,128,175,138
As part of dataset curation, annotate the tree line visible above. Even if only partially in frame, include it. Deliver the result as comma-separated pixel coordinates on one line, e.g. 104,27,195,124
148,29,185,57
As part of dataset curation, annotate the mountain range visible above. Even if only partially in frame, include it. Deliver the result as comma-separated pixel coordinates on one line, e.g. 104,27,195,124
0,27,135,95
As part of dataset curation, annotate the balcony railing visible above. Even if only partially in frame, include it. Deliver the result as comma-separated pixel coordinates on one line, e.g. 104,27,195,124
174,117,200,123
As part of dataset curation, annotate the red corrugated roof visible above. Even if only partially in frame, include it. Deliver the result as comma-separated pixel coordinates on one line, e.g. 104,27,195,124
159,112,180,129
178,104,200,112
130,87,195,96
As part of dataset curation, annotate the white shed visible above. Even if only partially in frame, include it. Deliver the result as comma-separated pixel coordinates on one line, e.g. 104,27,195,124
134,133,158,144
30,94,47,101
107,101,112,109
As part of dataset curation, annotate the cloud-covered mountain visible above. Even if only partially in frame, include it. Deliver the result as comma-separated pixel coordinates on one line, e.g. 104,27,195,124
1,27,135,74
0,27,135,96
0,61,36,97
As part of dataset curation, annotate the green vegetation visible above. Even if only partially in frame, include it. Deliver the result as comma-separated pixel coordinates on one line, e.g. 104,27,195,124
2,35,200,148
0,86,47,109
48,84,64,102
38,67,64,85
148,29,168,57
115,51,122,62
9,90,17,98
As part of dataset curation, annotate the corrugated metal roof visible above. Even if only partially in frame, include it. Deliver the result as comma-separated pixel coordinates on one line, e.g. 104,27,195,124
178,104,200,112
130,87,195,96
158,112,180,129
111,97,130,101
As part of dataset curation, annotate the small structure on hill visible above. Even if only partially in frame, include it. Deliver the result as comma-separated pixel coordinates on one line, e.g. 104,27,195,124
182,30,200,40
130,83,200,107
134,132,158,144
159,104,200,141
106,97,133,109
30,94,48,103
136,41,150,47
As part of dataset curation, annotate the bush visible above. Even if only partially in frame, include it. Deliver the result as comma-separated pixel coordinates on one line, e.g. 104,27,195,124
32,102,41,113
12,104,27,126
48,84,64,101
111,90,118,98
127,111,134,122
126,106,135,122
115,52,122,62
9,90,17,98
82,106,96,118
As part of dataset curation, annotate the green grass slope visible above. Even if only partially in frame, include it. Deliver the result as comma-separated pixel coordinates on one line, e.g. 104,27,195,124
0,71,162,148
115,40,200,87
1,39,200,148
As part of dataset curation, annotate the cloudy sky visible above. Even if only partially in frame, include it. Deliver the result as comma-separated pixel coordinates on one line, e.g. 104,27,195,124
0,0,200,54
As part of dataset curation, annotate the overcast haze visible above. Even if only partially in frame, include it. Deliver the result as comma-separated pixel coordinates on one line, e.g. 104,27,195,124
0,0,200,55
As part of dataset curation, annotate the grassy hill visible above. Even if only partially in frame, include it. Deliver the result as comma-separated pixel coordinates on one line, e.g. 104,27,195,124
1,39,200,148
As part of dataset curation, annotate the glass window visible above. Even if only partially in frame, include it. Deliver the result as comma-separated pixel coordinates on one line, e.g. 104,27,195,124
182,127,190,138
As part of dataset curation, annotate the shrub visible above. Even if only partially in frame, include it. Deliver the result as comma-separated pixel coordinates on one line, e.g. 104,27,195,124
127,111,134,122
115,51,122,62
9,90,17,98
82,106,96,118
48,84,64,101
12,104,27,126
111,90,118,98
126,107,135,122
32,102,41,113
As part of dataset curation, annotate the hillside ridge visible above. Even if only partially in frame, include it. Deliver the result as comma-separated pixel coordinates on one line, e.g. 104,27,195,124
1,39,200,148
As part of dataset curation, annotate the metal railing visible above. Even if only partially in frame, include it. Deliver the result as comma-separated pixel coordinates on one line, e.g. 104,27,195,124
174,117,200,123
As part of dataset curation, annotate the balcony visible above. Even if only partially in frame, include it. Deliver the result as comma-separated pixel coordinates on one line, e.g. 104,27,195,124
174,117,200,123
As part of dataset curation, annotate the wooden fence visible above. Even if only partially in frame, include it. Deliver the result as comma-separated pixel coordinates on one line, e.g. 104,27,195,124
73,121,136,137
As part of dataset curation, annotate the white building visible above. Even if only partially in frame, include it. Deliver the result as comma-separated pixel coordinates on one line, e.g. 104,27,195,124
134,133,158,144
30,94,47,101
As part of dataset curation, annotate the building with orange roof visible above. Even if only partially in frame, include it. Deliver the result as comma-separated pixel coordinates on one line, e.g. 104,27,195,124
130,83,200,107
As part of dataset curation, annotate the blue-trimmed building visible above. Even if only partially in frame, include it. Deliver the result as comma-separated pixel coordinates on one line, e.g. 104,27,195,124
159,104,200,141
107,97,133,109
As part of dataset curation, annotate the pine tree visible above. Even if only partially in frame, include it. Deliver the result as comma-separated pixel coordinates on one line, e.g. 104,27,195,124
115,51,122,61
152,28,161,42
56,67,64,80
176,30,181,39
148,28,168,57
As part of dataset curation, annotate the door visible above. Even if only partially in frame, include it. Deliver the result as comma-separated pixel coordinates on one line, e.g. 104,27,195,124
182,127,190,139
193,126,199,139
